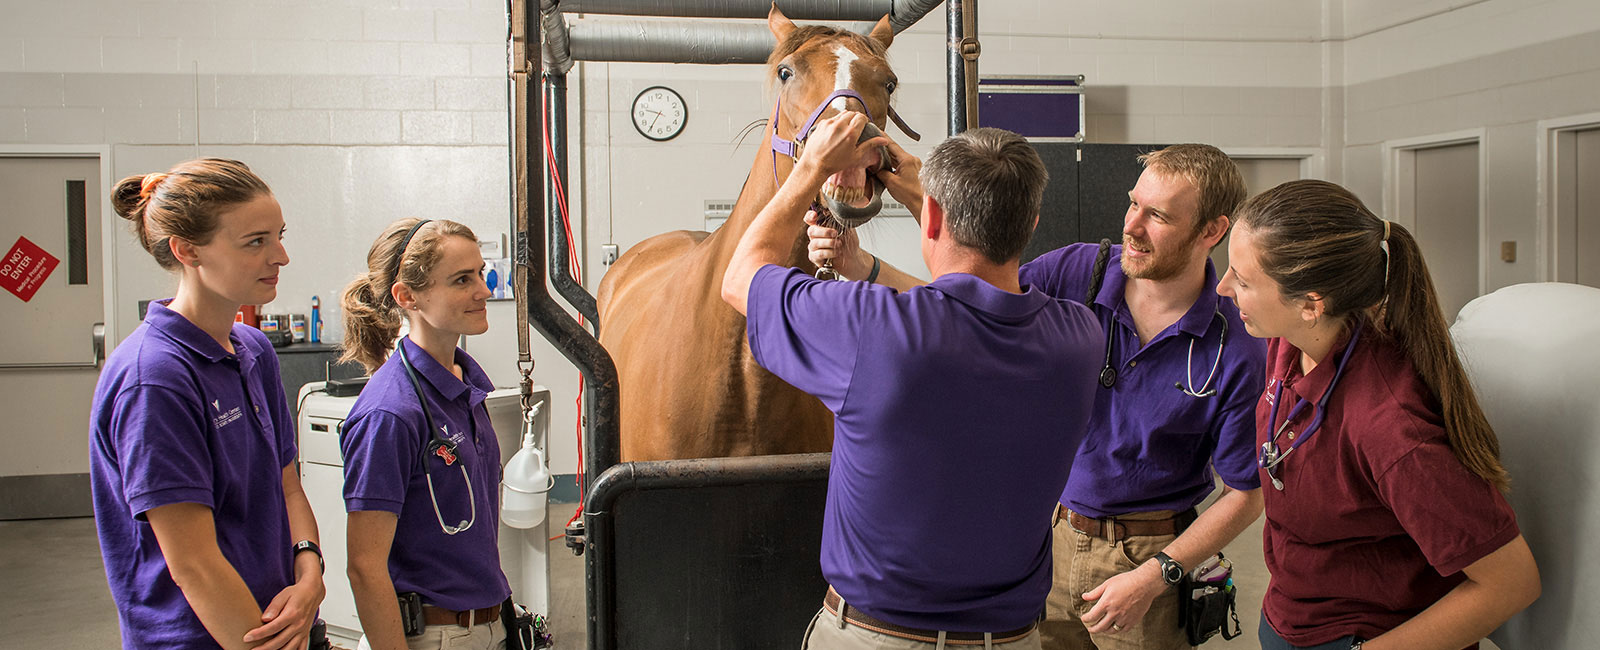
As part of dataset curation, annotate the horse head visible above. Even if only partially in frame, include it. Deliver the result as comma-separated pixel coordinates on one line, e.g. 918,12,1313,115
766,5,916,230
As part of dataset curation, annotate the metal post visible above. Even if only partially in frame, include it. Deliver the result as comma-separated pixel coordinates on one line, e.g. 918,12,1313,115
946,0,979,135
543,73,601,331
511,14,621,650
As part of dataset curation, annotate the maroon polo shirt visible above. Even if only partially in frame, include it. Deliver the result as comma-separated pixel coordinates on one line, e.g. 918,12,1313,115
1256,328,1519,647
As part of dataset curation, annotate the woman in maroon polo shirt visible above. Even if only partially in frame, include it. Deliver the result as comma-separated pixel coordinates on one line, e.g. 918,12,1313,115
1215,179,1539,650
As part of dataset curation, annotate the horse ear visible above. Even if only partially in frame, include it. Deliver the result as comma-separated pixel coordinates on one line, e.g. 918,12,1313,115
868,14,894,48
768,3,796,42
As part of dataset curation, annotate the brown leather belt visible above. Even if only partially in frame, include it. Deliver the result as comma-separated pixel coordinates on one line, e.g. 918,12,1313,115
1061,505,1192,542
421,604,500,628
823,587,1035,645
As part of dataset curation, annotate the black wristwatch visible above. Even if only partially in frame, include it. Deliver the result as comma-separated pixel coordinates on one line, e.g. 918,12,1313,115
293,539,324,575
1154,552,1184,585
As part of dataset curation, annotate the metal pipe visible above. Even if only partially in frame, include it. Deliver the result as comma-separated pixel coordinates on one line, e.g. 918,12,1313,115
570,21,776,65
539,0,944,71
947,0,981,135
514,12,619,637
543,73,600,331
540,0,573,75
557,0,885,20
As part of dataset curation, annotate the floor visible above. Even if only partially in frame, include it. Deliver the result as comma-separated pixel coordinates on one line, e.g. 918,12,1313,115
0,516,590,650
0,508,1497,650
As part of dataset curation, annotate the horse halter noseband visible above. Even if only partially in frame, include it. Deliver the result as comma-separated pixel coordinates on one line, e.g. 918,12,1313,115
769,88,920,279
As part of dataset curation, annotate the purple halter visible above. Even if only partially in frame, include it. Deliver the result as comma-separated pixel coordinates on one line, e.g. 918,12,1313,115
768,88,921,186
770,88,870,186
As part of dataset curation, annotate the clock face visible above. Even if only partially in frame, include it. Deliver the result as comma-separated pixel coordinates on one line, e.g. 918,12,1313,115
631,86,687,142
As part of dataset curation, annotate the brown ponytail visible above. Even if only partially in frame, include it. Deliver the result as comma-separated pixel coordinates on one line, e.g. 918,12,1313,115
1236,179,1510,491
112,159,271,271
339,218,478,373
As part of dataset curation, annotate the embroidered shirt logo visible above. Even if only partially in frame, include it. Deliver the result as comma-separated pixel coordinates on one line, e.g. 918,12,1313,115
1263,379,1278,406
211,400,243,429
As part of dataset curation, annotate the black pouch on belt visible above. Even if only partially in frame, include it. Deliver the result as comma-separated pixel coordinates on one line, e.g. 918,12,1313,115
502,598,549,650
1177,553,1242,645
397,591,426,637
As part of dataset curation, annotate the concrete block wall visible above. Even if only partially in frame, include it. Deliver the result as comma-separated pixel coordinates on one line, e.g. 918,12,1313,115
576,2,1330,283
0,0,592,481
6,0,1599,482
1339,0,1600,292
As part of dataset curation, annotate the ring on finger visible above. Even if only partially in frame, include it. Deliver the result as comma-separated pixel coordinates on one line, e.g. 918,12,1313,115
1111,623,1123,632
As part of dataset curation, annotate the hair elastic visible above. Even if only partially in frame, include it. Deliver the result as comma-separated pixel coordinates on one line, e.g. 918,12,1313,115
139,173,168,200
389,219,433,293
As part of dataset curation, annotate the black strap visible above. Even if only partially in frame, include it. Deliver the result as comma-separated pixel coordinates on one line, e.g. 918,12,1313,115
1085,238,1113,304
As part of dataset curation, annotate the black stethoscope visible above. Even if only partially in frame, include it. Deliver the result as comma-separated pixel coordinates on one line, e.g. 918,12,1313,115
1098,307,1228,398
1257,322,1364,491
399,343,476,536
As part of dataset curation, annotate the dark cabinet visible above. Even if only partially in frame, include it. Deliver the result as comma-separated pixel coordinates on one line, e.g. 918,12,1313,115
1023,142,1171,262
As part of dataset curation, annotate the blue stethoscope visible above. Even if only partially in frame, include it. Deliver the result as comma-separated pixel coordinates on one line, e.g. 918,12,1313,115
1258,323,1364,490
398,343,476,535
1098,307,1227,398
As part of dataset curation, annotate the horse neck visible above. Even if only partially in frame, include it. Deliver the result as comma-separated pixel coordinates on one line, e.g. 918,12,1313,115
704,121,811,270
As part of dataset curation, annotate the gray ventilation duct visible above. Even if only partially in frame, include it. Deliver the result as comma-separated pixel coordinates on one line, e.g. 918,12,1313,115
570,21,776,65
539,0,943,72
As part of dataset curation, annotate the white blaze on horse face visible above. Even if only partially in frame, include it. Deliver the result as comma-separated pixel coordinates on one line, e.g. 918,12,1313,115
829,45,858,113
822,44,872,203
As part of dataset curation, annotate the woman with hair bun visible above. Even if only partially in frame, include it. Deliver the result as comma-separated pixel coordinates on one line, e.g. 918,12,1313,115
337,218,509,650
1216,179,1540,650
91,158,325,649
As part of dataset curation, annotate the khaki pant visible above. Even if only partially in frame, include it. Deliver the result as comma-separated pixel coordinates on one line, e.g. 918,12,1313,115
801,606,1043,650
1038,510,1189,650
358,621,506,650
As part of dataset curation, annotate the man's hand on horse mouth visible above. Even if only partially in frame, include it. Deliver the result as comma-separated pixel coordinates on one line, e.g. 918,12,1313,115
799,113,889,177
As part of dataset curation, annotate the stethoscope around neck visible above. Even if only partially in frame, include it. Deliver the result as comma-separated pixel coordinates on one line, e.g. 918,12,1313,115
1097,307,1228,398
398,342,476,536
1258,322,1365,490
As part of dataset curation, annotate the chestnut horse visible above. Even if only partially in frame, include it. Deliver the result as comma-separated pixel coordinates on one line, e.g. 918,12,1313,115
596,7,905,461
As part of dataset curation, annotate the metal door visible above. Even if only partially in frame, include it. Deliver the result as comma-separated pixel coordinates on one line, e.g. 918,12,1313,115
1412,143,1481,323
1576,128,1600,288
0,156,105,519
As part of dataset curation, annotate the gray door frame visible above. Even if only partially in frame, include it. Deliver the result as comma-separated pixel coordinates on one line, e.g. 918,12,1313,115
1537,112,1600,283
0,145,119,356
1382,129,1489,297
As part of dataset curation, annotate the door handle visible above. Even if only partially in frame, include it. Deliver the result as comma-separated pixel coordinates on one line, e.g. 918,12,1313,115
93,321,105,368
0,322,105,371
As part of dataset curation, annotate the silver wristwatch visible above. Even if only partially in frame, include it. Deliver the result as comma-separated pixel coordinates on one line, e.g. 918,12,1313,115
1350,640,1364,650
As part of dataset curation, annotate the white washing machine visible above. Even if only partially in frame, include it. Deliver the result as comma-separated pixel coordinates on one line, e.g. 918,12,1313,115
297,381,553,644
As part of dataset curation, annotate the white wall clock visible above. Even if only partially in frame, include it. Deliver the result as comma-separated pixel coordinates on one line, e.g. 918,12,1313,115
631,86,688,141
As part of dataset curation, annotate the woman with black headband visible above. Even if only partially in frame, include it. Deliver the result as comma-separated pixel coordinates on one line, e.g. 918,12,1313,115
338,218,511,650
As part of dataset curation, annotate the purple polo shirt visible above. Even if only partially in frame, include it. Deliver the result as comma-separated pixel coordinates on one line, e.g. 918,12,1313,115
1020,244,1265,517
341,337,510,612
90,299,297,649
747,265,1102,632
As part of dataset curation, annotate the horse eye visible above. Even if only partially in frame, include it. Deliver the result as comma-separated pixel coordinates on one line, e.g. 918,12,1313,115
886,79,898,94
777,66,794,82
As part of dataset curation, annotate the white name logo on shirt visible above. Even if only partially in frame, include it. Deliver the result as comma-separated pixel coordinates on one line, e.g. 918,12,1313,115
1263,379,1277,406
212,401,243,429
440,424,465,446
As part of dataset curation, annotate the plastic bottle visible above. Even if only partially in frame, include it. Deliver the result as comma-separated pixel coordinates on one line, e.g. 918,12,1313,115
501,403,551,529
310,296,322,343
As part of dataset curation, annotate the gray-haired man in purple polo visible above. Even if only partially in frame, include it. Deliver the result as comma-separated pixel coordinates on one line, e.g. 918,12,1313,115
809,143,1267,650
725,115,1103,649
